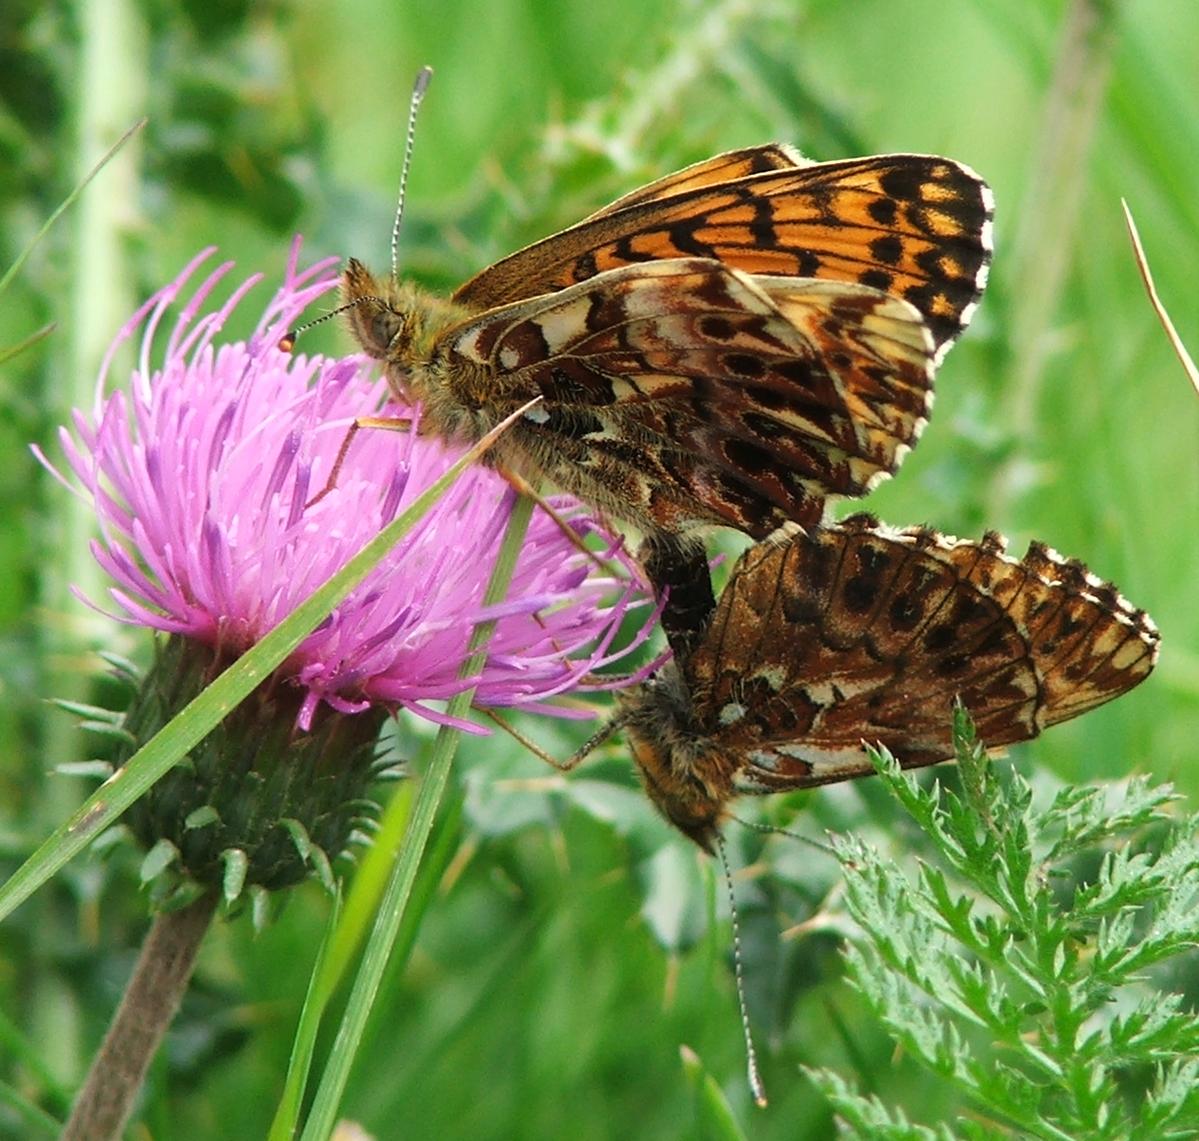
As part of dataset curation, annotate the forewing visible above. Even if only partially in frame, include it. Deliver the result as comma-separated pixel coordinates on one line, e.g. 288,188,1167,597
454,153,993,360
682,515,1159,791
443,259,934,536
580,144,807,219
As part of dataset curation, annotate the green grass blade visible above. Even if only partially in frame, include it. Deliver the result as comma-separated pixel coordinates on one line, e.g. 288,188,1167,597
679,1045,750,1141
298,493,536,1141
268,779,425,1141
0,323,56,368
267,888,344,1141
0,118,146,299
318,781,417,1004
1123,199,1199,398
0,1078,61,1138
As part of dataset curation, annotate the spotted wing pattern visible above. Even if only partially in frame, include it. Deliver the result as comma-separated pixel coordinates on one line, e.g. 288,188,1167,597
689,514,1160,791
443,260,935,537
619,515,1158,851
454,149,993,362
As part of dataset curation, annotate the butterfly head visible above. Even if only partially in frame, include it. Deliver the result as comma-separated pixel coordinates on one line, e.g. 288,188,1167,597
618,668,735,854
341,258,432,387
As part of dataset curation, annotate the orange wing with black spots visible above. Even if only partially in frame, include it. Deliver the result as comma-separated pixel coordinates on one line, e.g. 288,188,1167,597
441,262,934,537
618,516,1158,851
455,149,993,361
693,516,1158,788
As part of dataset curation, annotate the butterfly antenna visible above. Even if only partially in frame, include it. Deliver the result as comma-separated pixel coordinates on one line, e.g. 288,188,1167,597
716,833,768,1107
279,296,392,352
391,66,434,282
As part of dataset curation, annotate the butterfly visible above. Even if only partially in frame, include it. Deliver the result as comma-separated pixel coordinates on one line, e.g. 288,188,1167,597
343,145,993,653
614,514,1159,852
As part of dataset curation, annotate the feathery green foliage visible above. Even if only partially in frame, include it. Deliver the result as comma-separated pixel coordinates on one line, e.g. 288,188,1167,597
807,709,1199,1139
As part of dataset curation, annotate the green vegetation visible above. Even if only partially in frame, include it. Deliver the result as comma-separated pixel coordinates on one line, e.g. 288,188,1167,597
2,1,1195,1137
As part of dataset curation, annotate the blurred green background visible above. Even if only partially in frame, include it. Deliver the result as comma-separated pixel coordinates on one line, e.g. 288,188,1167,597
2,0,1197,1137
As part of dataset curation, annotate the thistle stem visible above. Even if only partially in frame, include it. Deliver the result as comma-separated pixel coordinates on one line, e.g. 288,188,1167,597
60,892,218,1141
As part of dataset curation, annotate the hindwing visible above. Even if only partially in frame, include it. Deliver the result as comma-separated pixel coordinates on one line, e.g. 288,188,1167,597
442,260,935,535
683,515,1159,791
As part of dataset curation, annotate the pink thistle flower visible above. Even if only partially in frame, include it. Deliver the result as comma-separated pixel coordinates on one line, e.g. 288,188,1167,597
35,240,659,734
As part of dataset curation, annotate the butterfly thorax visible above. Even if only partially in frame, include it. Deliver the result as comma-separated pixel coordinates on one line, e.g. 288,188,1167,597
619,667,737,853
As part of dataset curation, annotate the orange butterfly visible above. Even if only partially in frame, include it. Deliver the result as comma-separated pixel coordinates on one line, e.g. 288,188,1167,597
615,515,1159,851
344,145,992,651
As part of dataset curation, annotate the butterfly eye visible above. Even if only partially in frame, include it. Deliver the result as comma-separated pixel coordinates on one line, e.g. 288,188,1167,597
371,306,407,355
345,298,407,361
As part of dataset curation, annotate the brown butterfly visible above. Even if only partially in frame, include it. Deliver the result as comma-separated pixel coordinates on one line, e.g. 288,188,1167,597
344,145,993,652
615,514,1159,852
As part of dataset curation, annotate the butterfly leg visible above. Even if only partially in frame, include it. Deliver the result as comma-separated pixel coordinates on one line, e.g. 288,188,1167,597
483,707,627,771
640,532,716,659
305,415,414,508
495,466,634,577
